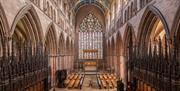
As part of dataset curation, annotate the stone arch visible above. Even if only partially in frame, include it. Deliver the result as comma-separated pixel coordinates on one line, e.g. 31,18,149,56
73,1,107,15
123,23,136,56
138,5,170,49
10,4,43,45
75,5,106,31
44,23,58,54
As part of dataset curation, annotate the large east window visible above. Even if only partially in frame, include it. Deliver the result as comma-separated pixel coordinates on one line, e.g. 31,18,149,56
79,14,103,59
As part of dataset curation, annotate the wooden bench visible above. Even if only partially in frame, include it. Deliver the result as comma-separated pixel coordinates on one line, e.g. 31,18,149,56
111,79,117,87
66,74,71,79
69,74,74,80
108,74,112,79
67,79,75,88
100,75,104,79
64,79,70,86
97,73,118,89
73,74,78,79
103,74,108,80
73,79,80,88
106,79,113,88
101,79,107,88
77,75,82,80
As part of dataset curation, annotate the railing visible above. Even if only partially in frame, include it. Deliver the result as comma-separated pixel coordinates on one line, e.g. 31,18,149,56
128,35,180,91
0,39,49,91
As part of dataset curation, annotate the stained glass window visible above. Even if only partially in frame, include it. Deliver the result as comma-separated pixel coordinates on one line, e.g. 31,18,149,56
79,14,103,59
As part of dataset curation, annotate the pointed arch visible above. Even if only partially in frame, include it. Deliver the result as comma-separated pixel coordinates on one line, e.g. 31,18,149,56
74,1,107,16
137,5,170,47
44,23,58,54
10,4,43,44
123,23,136,55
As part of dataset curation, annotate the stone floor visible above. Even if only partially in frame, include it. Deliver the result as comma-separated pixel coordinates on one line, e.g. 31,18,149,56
50,75,116,91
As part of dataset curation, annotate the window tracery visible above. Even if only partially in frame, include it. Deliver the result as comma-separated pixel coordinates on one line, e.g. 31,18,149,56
78,14,103,59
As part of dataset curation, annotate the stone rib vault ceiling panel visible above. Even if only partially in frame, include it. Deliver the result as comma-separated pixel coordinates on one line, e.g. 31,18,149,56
73,0,112,14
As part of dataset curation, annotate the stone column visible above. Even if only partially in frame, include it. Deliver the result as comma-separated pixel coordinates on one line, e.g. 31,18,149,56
120,55,128,88
114,55,117,74
117,55,121,76
62,56,64,69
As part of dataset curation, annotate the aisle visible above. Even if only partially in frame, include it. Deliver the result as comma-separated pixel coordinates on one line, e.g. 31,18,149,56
50,75,116,91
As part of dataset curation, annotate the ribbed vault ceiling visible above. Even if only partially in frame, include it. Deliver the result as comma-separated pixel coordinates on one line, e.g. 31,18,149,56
67,0,113,14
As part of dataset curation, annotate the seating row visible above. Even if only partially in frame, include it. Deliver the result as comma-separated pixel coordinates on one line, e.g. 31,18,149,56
97,73,117,89
65,73,85,89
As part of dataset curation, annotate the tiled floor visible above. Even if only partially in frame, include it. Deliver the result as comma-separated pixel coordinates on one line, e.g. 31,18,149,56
50,75,116,91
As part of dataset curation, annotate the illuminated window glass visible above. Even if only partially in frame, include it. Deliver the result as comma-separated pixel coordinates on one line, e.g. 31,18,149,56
79,14,103,59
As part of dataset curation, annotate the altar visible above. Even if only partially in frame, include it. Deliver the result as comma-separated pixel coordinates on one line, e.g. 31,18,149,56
80,49,99,72
84,61,97,71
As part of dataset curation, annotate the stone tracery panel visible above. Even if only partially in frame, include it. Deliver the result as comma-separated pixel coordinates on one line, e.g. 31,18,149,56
78,14,103,59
